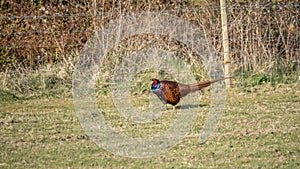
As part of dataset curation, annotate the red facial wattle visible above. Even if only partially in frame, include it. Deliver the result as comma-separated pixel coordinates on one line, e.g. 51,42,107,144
152,79,157,85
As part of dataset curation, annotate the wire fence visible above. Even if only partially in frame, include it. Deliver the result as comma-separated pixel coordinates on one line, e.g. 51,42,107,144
0,2,299,93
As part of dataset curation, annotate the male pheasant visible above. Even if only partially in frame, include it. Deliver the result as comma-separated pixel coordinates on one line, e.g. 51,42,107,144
151,78,226,106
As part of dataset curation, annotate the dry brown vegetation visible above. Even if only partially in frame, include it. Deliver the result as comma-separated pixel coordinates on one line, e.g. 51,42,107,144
0,0,299,95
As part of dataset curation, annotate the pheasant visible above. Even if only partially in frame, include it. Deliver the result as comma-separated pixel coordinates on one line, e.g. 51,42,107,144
151,78,227,107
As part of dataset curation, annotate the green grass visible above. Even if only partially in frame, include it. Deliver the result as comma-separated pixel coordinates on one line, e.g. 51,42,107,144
0,83,299,168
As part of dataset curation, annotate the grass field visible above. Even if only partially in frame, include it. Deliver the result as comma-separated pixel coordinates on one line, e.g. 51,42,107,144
0,83,299,168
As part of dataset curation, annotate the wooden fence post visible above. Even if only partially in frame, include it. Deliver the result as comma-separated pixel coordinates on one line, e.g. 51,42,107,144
220,0,232,87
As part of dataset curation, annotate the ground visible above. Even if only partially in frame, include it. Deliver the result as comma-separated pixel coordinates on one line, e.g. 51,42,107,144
0,83,299,168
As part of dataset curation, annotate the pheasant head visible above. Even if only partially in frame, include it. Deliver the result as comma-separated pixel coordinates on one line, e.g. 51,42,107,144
151,78,161,90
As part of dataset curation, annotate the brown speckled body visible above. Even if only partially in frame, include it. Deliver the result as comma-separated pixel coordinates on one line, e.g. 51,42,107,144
152,80,181,106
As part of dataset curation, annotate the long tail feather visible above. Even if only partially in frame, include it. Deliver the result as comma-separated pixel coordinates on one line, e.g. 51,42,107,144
179,77,232,98
190,77,229,92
